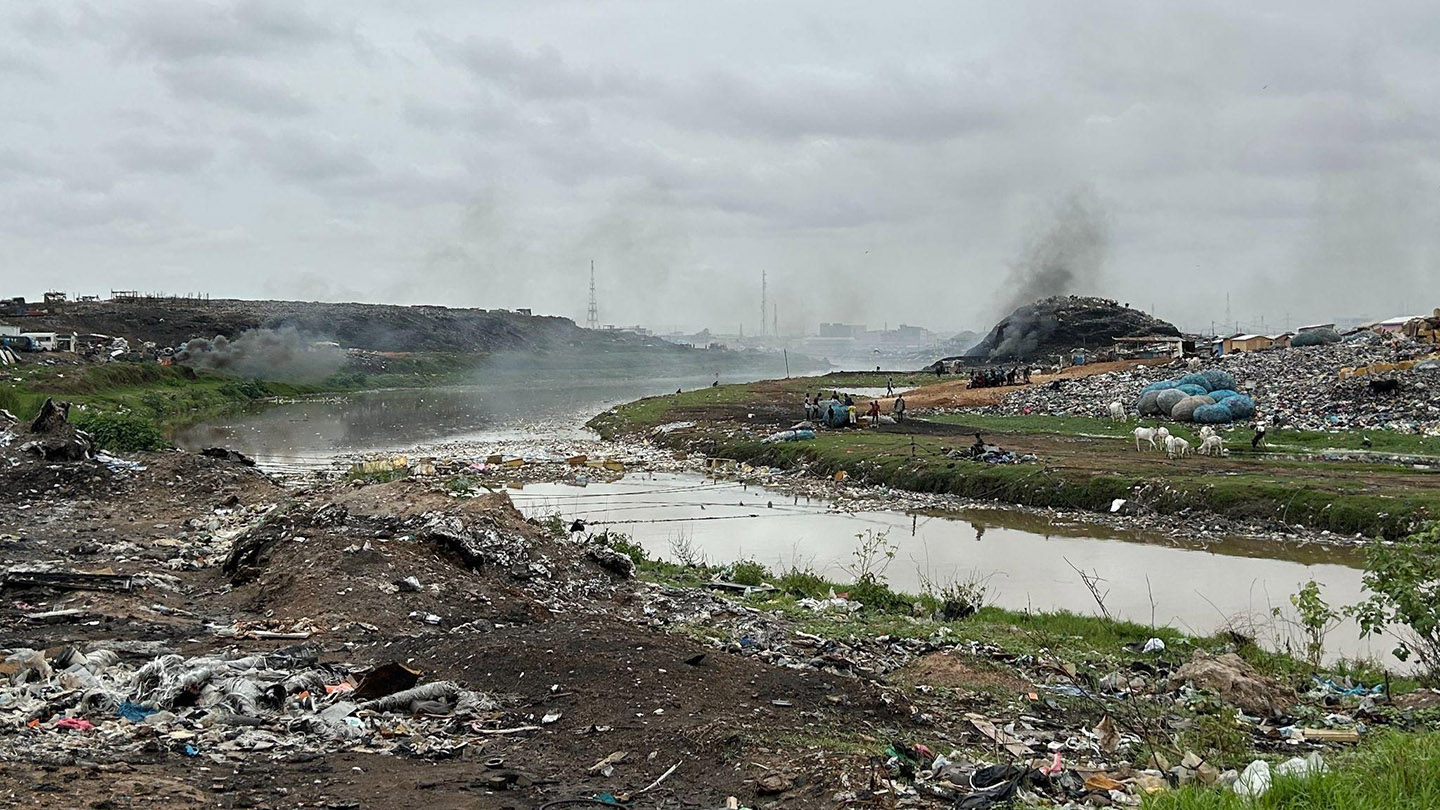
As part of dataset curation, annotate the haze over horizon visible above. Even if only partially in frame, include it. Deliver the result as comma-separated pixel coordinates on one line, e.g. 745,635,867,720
3,1,1436,336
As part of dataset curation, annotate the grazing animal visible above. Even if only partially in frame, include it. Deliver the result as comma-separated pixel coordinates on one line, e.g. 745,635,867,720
1133,426,1159,451
1156,426,1171,443
1199,425,1216,439
1199,434,1224,456
1166,435,1191,458
1108,401,1126,422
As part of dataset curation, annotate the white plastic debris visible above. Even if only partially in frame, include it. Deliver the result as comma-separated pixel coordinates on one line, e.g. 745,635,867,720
1233,760,1271,798
1141,637,1166,654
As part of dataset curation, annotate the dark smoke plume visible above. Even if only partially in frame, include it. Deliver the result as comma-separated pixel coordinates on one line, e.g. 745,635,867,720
997,187,1109,317
176,327,344,381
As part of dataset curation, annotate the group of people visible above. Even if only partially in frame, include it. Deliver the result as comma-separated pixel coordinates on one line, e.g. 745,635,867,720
803,390,905,426
967,366,1030,389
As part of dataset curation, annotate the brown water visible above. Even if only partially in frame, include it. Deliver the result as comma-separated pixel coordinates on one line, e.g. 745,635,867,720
511,473,1391,666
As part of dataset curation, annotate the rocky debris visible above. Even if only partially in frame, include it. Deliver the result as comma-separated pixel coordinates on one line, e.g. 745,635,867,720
19,398,93,462
975,342,1440,433
1170,651,1292,717
964,296,1180,362
0,646,505,764
200,447,256,466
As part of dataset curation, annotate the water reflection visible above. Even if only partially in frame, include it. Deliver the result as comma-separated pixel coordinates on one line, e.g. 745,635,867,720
512,473,1387,665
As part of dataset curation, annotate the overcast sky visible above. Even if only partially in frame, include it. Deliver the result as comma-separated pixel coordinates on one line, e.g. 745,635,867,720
3,1,1436,335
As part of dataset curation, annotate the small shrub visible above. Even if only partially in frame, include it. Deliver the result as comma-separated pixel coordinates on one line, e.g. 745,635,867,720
842,529,897,584
601,532,650,567
668,529,707,568
537,512,568,538
1273,579,1341,670
777,566,830,599
846,573,905,612
727,559,771,586
73,412,168,452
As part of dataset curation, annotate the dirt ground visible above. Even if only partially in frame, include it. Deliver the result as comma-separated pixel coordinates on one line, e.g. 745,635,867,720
901,361,1170,411
0,446,933,809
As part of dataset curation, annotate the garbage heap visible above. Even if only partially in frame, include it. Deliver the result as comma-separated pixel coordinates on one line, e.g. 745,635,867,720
982,341,1440,433
1136,370,1257,424
0,646,504,764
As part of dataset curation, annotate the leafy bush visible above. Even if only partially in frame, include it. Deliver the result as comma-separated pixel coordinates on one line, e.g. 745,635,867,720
1351,523,1440,681
846,573,905,612
727,559,771,586
72,412,169,452
777,566,830,599
218,378,272,400
602,532,650,567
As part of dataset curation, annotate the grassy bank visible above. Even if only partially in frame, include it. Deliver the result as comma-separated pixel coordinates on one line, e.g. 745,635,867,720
591,377,1440,539
573,526,1436,804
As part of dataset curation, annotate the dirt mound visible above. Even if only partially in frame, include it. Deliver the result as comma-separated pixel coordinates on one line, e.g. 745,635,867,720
966,296,1180,361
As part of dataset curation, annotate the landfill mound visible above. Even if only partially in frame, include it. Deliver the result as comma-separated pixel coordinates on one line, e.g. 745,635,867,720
965,296,1180,361
986,342,1440,433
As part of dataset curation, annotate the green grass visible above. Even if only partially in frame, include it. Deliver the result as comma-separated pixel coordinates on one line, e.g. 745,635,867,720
926,412,1440,457
1145,731,1440,809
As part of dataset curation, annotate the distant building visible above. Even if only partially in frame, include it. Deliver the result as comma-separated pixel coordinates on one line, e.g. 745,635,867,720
1269,332,1294,349
1113,335,1186,359
1222,334,1274,354
818,322,865,339
1373,316,1421,334
1296,323,1335,334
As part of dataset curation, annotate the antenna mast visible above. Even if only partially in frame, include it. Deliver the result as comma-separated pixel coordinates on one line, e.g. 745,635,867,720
586,260,599,330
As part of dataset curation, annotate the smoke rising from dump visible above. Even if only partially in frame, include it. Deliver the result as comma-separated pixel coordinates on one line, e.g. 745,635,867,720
176,328,344,382
998,188,1109,318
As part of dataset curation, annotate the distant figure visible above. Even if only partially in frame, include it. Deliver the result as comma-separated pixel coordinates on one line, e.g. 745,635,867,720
935,363,943,378
831,391,840,403
886,376,894,396
1023,367,1031,384
867,398,881,427
970,432,986,460
1251,421,1267,449
845,394,857,425
803,392,813,419
894,394,906,422
675,388,682,395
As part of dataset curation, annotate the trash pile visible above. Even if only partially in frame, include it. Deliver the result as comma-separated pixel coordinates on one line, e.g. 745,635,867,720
1136,370,1256,424
0,645,508,764
978,342,1440,433
965,296,1181,362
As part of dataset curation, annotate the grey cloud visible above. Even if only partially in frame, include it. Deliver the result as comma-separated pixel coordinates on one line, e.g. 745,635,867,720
427,33,649,100
238,128,376,185
114,0,339,61
159,62,315,117
107,134,217,175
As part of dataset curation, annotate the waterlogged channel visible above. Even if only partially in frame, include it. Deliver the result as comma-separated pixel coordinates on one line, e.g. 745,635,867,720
174,374,724,468
510,473,1393,666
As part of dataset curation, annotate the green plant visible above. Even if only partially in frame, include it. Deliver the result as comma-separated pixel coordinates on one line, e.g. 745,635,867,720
601,532,650,567
72,412,169,452
1350,523,1440,681
777,565,830,599
1274,579,1343,670
537,512,567,538
218,378,272,400
667,529,707,568
727,559,771,586
842,528,897,584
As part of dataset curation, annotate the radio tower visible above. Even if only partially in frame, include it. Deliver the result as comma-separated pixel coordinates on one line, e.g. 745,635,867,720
760,270,768,337
586,260,599,330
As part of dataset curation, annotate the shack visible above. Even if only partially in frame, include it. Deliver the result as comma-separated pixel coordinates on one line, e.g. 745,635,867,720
1222,334,1274,354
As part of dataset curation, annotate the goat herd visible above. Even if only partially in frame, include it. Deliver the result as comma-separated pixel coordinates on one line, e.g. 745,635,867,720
1109,400,1226,459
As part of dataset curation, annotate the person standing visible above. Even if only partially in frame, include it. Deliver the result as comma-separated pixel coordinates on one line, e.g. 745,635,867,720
1251,420,1267,449
868,398,881,427
893,394,906,422
886,376,894,396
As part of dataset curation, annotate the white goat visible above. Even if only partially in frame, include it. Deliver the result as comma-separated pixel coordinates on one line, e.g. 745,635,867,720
1156,426,1171,443
1199,434,1224,456
1108,401,1126,422
1198,425,1216,439
1133,426,1159,451
1166,434,1191,458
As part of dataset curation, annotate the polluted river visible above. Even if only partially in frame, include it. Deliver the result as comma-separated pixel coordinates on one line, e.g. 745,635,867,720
179,375,1389,667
